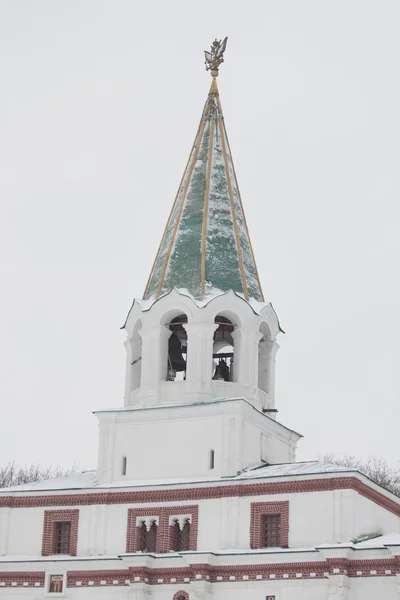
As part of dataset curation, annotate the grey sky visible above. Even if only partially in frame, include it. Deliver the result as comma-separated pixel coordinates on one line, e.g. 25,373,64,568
1,1,399,470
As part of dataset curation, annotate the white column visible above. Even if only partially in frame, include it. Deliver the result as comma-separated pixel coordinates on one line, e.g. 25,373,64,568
220,496,240,548
183,322,218,383
396,573,400,598
231,326,263,387
265,339,279,408
100,425,116,482
124,339,133,406
139,325,171,394
87,505,106,555
0,508,11,555
128,583,151,600
191,581,212,600
258,337,269,393
327,575,350,599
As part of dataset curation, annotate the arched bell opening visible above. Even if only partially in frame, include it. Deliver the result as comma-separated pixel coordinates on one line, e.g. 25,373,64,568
258,322,271,394
129,319,142,393
212,315,235,382
166,314,188,382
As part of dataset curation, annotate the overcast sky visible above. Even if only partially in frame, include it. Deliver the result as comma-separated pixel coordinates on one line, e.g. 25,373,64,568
1,1,399,471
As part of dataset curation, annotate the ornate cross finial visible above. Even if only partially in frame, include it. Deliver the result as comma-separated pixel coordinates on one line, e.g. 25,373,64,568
204,37,228,77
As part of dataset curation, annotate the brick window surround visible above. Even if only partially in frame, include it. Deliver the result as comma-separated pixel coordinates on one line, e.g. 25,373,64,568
173,592,189,600
126,506,198,553
250,501,289,549
42,510,79,556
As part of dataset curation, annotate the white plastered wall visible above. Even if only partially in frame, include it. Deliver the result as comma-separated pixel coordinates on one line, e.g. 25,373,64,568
96,399,300,482
2,476,399,556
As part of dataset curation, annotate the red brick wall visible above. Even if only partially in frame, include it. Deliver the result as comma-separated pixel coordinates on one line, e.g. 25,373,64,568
0,572,45,588
126,505,199,553
250,501,289,549
41,509,79,556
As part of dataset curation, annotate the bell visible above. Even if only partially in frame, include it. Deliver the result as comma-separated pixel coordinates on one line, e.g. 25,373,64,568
168,332,186,372
212,359,230,382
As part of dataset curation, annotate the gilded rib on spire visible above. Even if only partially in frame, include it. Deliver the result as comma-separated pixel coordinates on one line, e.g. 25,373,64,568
143,40,264,303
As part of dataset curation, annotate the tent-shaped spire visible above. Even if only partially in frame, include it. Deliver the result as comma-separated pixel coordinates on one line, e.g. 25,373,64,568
143,40,264,303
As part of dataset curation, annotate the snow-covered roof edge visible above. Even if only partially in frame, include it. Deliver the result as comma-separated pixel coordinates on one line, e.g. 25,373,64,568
0,461,380,494
2,536,400,563
92,397,301,439
122,287,283,332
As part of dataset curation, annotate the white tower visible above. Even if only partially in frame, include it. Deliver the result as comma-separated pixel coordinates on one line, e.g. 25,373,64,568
95,57,301,484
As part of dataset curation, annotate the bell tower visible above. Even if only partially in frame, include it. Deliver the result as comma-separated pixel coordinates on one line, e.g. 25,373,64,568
95,38,301,483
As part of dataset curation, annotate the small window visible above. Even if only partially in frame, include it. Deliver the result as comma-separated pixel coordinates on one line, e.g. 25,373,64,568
172,518,190,551
55,522,71,554
139,520,157,552
49,574,64,593
209,449,215,470
122,456,127,475
263,515,280,547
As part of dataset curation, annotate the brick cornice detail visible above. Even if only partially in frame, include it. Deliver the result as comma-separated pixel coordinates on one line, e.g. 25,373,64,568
1,559,399,588
0,572,45,588
0,477,399,517
0,558,392,589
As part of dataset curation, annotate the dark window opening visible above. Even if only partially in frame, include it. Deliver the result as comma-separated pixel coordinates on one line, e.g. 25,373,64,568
122,456,127,475
167,315,187,381
263,515,281,547
209,449,215,470
213,316,234,381
55,522,71,554
172,519,190,551
139,520,157,552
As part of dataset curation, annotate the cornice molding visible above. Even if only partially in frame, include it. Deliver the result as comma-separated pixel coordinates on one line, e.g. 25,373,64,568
0,476,399,517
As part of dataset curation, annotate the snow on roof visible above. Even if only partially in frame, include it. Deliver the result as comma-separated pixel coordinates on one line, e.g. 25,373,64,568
0,554,119,563
0,461,356,493
134,288,271,315
238,461,355,480
353,533,400,548
2,536,400,564
1,470,99,493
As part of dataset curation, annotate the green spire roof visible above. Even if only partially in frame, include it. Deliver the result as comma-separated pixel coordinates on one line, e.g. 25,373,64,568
143,76,264,303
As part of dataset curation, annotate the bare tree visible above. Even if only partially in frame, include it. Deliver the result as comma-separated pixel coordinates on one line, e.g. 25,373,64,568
323,454,400,498
0,463,79,489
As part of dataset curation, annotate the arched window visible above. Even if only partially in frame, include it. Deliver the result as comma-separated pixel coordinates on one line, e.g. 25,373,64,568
138,520,157,553
180,518,190,550
212,315,235,382
171,518,190,551
166,314,187,381
173,592,189,600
